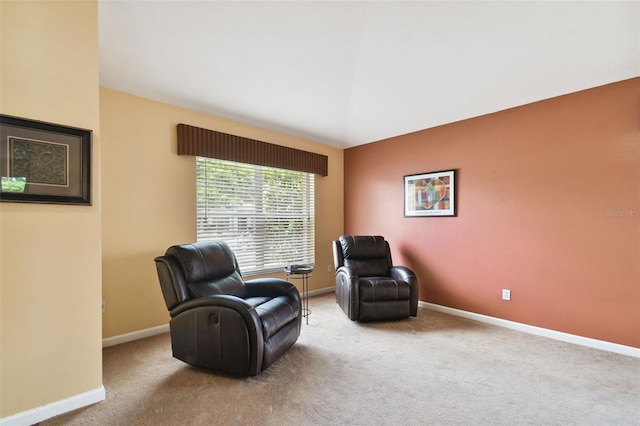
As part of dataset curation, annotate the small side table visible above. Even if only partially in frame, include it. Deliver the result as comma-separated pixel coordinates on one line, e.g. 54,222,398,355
285,265,314,324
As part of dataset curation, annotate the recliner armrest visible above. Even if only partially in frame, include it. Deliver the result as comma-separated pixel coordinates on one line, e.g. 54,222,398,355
245,278,298,299
168,294,264,376
335,266,360,320
169,294,252,318
390,266,419,317
335,265,360,291
390,266,416,283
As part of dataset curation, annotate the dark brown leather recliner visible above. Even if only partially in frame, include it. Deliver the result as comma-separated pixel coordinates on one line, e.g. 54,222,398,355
154,241,302,376
333,235,418,321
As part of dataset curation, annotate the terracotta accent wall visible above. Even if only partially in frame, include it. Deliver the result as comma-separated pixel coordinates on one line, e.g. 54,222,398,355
344,78,639,348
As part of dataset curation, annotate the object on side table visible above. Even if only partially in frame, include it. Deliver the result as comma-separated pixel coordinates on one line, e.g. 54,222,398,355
154,241,302,376
333,235,418,321
285,264,314,273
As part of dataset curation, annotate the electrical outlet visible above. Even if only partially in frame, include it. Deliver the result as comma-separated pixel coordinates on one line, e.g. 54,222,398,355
102,299,106,313
327,264,332,272
502,289,511,301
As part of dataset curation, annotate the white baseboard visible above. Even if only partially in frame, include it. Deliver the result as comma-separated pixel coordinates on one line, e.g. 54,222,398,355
102,324,169,348
0,386,105,426
421,301,640,358
307,286,335,297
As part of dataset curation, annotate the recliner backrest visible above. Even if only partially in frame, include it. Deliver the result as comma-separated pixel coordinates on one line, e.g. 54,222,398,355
338,235,392,277
165,242,248,299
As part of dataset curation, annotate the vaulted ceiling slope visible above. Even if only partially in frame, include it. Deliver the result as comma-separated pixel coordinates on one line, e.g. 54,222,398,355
99,1,639,148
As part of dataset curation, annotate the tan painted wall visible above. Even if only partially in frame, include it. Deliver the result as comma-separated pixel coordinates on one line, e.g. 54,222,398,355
344,78,640,348
0,0,102,418
100,88,344,338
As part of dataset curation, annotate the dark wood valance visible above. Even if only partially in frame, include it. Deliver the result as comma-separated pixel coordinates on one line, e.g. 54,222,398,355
177,124,328,176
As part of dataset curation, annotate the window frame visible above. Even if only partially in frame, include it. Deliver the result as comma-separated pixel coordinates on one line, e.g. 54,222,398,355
196,156,315,276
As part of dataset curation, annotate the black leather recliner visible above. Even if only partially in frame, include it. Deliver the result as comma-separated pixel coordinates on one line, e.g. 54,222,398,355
154,241,302,376
333,235,418,321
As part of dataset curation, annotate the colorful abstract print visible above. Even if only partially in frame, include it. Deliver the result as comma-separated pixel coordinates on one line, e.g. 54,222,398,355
413,176,450,210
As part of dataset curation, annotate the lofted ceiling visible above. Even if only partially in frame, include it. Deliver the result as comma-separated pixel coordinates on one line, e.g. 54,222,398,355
98,1,639,149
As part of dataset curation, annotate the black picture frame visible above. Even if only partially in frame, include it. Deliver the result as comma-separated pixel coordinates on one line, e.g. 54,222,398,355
404,169,456,217
0,114,91,205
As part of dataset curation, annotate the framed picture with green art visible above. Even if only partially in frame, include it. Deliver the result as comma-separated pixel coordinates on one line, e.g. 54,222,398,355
404,169,456,217
0,114,91,205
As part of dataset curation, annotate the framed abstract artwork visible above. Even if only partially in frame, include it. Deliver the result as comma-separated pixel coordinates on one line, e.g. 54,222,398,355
404,169,456,217
0,114,91,205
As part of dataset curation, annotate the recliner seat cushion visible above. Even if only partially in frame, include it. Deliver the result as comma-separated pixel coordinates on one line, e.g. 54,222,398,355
359,278,411,301
244,296,272,308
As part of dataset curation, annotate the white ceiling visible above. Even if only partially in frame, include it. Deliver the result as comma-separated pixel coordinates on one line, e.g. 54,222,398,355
99,1,639,149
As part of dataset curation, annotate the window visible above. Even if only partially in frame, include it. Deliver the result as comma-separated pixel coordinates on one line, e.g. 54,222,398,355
196,157,315,276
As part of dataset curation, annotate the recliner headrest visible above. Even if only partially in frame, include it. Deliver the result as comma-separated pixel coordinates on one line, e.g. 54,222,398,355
166,241,240,283
339,235,387,259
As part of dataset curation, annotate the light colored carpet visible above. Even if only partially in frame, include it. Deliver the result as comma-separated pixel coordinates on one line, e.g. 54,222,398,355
43,294,639,425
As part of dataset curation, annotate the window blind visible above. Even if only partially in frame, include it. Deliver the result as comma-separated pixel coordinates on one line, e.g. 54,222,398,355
196,157,315,276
